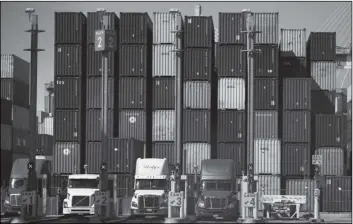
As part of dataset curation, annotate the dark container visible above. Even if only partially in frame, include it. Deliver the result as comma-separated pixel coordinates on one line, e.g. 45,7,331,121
119,45,151,77
55,45,85,77
282,143,311,177
87,44,118,77
314,114,346,148
218,13,245,44
0,78,29,108
119,77,147,109
1,149,12,186
184,48,213,81
152,142,178,165
85,142,102,173
1,98,12,125
37,134,54,156
311,90,335,114
307,32,336,61
217,143,246,176
254,44,279,78
120,12,153,44
53,142,81,174
55,12,87,44
86,109,114,142
282,111,311,143
87,12,119,44
254,111,278,139
217,44,246,77
118,110,146,141
217,110,246,143
12,128,30,155
184,16,214,48
322,176,352,212
153,77,175,109
254,13,279,44
54,110,81,142
282,78,311,110
86,77,117,109
254,78,279,110
55,77,82,110
183,110,211,142
279,57,308,78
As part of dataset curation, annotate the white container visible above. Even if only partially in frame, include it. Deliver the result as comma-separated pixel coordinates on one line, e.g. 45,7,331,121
153,12,178,44
280,29,306,58
257,175,281,210
218,78,245,110
152,44,176,77
152,110,175,142
13,105,30,131
184,81,211,109
184,143,211,174
1,124,12,150
311,61,336,91
315,147,345,176
1,54,30,84
254,139,281,175
38,117,54,136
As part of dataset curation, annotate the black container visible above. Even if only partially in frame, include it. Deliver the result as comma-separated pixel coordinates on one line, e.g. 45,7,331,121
55,45,85,77
184,16,214,48
153,77,175,110
37,134,54,156
120,13,153,45
311,90,336,114
55,12,87,44
279,57,308,78
55,77,82,110
254,44,279,78
322,176,352,212
314,114,346,148
217,44,246,78
218,13,245,45
254,78,279,110
152,142,178,164
307,32,336,61
282,78,311,110
87,12,119,44
281,143,311,177
1,149,12,186
119,77,147,109
87,44,118,77
183,110,211,142
53,142,81,174
86,77,117,109
118,110,147,141
184,48,213,81
217,143,246,176
119,45,152,77
282,111,311,143
1,79,29,108
1,98,12,125
217,110,246,143
54,110,82,142
86,109,115,142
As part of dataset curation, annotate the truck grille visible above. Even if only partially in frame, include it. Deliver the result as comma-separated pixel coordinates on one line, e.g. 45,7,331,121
72,196,90,207
10,194,20,206
139,195,159,208
205,197,227,209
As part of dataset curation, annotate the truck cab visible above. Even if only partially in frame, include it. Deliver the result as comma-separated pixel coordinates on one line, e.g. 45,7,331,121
130,158,170,217
195,159,239,220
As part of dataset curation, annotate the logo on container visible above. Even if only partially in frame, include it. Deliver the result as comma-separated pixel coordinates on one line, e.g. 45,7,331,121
129,116,136,123
63,148,71,156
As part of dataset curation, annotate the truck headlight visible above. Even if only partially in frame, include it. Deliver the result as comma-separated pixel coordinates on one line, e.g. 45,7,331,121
63,202,68,208
131,201,138,208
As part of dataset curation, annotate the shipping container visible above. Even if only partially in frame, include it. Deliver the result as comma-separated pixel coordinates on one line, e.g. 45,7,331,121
217,45,246,77
218,13,245,44
50,174,69,196
12,128,30,155
55,77,82,110
153,110,175,142
254,13,279,44
254,78,278,110
282,143,311,177
119,77,147,109
38,117,54,136
307,32,336,61
152,142,177,165
282,111,311,143
1,124,12,150
54,110,81,142
119,45,151,77
254,111,278,139
254,139,281,175
280,29,306,58
257,175,281,210
217,110,246,143
184,143,211,174
87,44,118,77
1,98,12,125
183,110,211,142
85,142,102,174
44,95,54,114
86,109,114,142
13,105,30,131
153,12,179,44
254,44,279,78
55,45,85,77
53,142,81,174
279,57,307,78
311,90,335,114
37,111,50,124
1,149,12,186
282,78,311,110
311,61,336,91
37,134,54,156
184,16,214,48
218,78,246,110
86,77,117,109
55,12,87,44
1,54,30,84
87,12,119,44
120,12,153,44
217,143,246,176
315,148,345,176
322,176,352,212
184,48,213,81
1,78,29,108
314,114,346,148
285,179,315,212
118,110,146,141
184,81,211,109
152,44,176,77
153,77,175,109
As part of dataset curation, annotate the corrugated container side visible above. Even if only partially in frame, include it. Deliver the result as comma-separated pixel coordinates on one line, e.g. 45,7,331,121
279,57,307,78
254,13,279,44
38,117,54,136
153,110,175,142
86,109,114,141
257,175,281,210
314,114,346,148
218,13,245,44
217,143,246,176
1,79,29,108
85,142,102,174
184,143,211,174
311,61,336,91
254,78,279,110
118,110,146,141
37,134,54,156
55,77,82,110
50,174,69,196
307,32,336,61
254,111,278,139
315,148,345,176
153,12,178,44
282,143,311,177
13,105,30,131
12,128,30,155
254,44,279,78
86,77,117,109
218,78,246,110
282,111,311,143
87,12,119,44
217,110,246,143
184,48,213,81
283,78,311,110
53,142,81,174
183,110,211,142
1,54,30,84
119,45,151,77
119,77,147,109
280,29,306,57
55,12,87,44
120,13,153,44
107,174,134,197
54,110,81,142
153,44,176,77
152,142,178,164
184,16,214,48
323,176,352,212
87,44,118,77
55,45,84,77
217,45,246,77
153,77,175,109
1,149,13,186
184,81,211,109
44,95,54,114
254,139,281,175
1,98,12,125
286,179,315,212
1,124,12,150
311,90,335,114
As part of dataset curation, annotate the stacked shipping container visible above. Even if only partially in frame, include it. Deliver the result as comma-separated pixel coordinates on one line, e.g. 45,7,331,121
1,98,13,185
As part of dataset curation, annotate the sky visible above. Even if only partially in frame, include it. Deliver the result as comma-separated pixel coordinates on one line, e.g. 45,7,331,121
0,1,350,111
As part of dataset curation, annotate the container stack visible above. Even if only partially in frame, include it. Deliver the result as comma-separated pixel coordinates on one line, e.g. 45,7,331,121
1,98,14,185
85,12,119,174
53,12,87,175
183,16,215,174
118,13,153,157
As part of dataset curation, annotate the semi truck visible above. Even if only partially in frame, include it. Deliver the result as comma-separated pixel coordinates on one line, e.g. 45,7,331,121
195,159,239,220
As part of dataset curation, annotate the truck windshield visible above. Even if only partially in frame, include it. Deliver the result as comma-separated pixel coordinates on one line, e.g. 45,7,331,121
202,180,232,191
136,179,166,190
69,179,99,189
10,178,26,189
